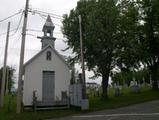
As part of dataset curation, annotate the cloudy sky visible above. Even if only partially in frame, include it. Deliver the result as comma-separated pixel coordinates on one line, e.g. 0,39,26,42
0,0,101,85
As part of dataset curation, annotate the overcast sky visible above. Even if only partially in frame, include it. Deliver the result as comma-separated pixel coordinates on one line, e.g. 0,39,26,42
0,0,102,85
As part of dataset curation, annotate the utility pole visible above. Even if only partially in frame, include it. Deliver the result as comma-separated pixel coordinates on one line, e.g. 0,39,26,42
5,68,9,95
0,22,10,107
78,15,86,99
16,0,29,113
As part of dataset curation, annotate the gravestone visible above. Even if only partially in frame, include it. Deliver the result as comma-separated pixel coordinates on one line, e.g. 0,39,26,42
130,81,140,93
114,82,121,97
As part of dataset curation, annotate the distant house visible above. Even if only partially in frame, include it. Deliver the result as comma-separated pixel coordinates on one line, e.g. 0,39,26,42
23,15,71,106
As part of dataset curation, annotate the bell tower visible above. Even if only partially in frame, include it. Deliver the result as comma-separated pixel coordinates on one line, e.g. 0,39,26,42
38,15,56,49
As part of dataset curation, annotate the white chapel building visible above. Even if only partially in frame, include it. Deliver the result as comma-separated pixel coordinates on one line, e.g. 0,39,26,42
23,15,71,106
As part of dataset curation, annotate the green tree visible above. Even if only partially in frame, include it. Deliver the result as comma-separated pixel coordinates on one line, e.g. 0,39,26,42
62,0,120,98
114,0,159,90
116,0,141,71
0,66,15,94
112,70,134,86
134,68,151,84
138,0,159,90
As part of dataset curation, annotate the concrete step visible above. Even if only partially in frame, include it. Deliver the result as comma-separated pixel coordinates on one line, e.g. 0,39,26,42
36,100,69,106
35,106,69,110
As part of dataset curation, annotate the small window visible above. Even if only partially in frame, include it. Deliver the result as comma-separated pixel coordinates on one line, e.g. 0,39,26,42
46,51,51,61
47,30,51,37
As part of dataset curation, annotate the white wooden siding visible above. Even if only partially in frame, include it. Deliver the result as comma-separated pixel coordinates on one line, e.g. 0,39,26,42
23,47,70,106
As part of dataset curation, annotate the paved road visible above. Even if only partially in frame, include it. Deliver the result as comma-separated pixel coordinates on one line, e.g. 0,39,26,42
49,100,159,120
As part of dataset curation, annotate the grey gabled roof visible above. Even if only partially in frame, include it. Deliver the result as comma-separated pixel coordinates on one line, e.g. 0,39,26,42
24,45,70,69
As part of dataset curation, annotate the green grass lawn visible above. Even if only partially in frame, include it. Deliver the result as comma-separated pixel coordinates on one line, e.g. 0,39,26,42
0,95,81,120
90,90,159,111
0,88,159,120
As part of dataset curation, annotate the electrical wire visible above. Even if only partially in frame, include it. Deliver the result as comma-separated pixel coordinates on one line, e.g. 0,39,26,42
0,28,22,37
0,11,22,23
7,34,21,67
37,12,46,20
33,10,63,20
36,13,63,28
30,7,67,14
37,12,63,23
32,9,63,18
0,46,39,52
27,28,62,35
26,32,67,41
9,34,22,49
27,28,41,32
0,8,68,69
26,33,37,37
0,10,23,37
10,12,23,37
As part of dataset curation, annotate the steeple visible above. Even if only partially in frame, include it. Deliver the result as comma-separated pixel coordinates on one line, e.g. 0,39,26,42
38,15,56,49
43,15,55,37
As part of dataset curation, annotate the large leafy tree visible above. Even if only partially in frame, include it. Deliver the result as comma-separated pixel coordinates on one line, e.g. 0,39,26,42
138,0,159,90
112,1,143,88
62,0,120,98
115,0,159,90
116,0,141,70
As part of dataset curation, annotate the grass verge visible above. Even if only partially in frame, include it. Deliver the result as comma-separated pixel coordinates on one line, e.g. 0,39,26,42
0,89,159,120
89,90,159,111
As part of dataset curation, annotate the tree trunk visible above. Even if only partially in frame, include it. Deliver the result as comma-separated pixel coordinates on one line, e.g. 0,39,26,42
101,72,109,99
150,65,159,90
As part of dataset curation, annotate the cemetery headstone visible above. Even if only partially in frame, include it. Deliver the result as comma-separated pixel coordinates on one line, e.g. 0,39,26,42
130,81,140,93
114,82,121,97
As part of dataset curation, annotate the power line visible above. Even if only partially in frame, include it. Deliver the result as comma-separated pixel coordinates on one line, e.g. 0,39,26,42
0,11,22,23
36,12,63,24
0,28,22,37
27,28,62,34
31,10,63,28
32,10,63,20
37,12,46,20
10,12,24,37
26,33,67,41
31,9,63,18
30,7,67,15
1,47,40,52
26,33,37,37
31,12,63,27
27,28,41,32
0,12,23,37
9,34,22,49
